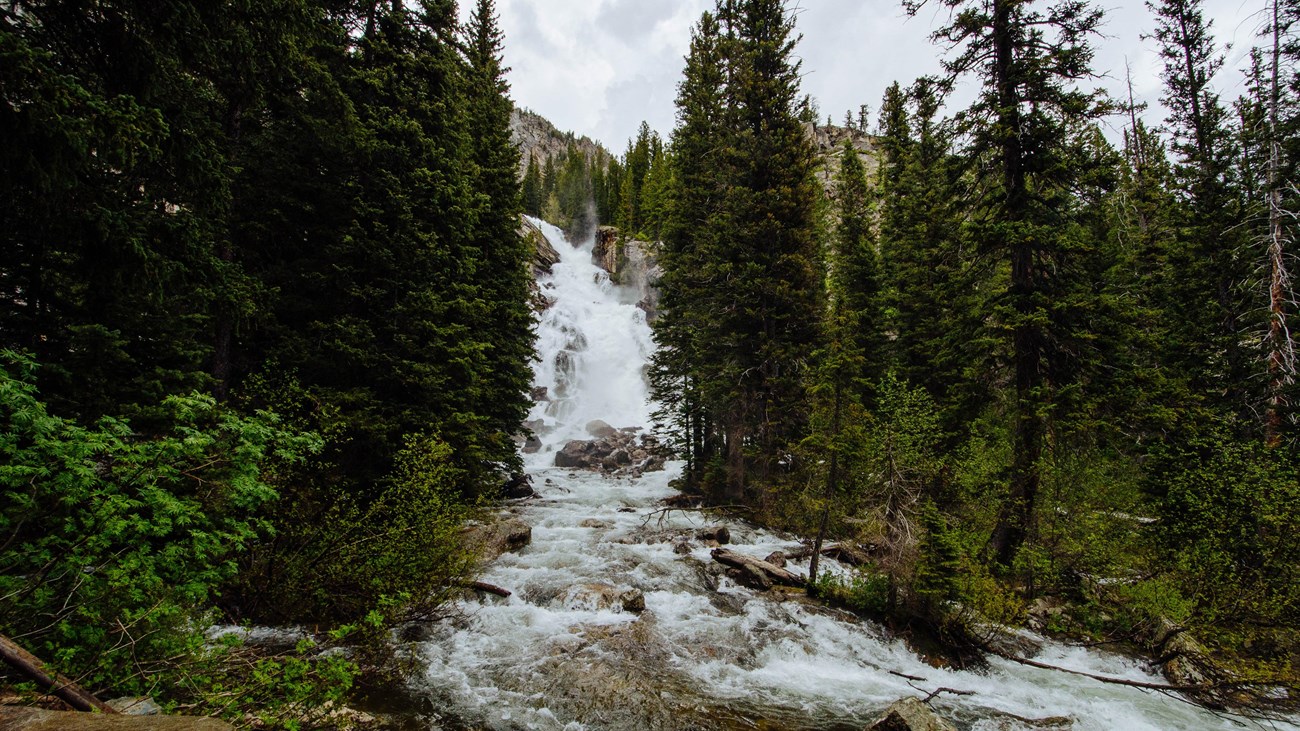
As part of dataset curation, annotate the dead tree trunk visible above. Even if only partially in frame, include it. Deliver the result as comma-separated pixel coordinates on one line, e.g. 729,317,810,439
0,634,116,713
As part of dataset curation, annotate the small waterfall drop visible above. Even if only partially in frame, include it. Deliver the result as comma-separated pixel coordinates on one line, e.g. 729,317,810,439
410,220,1297,731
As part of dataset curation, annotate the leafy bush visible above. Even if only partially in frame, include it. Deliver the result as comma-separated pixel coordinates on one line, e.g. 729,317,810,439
230,430,478,624
0,350,326,698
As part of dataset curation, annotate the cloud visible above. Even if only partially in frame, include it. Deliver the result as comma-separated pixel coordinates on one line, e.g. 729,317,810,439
466,0,1268,151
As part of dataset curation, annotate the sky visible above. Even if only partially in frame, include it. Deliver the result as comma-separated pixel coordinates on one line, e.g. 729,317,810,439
461,0,1272,152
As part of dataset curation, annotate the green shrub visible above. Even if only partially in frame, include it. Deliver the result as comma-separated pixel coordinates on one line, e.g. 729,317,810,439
0,350,330,703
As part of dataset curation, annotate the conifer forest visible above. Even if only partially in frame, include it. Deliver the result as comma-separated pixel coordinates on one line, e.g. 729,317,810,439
2,0,1300,729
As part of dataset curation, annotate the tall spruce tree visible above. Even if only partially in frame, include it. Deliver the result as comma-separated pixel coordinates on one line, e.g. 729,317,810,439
1149,0,1251,421
464,0,534,471
911,0,1108,566
678,0,823,500
651,10,729,484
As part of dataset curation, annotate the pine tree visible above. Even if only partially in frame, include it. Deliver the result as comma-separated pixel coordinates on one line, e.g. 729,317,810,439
464,0,534,470
522,154,544,216
1149,0,1251,420
911,0,1109,567
832,138,885,397
651,10,729,484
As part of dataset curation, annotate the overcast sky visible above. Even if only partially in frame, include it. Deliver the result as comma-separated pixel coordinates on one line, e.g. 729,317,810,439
461,0,1271,151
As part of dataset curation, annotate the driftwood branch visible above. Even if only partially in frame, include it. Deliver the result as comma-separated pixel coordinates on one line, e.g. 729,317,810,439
985,645,1248,693
785,542,874,566
0,633,116,713
905,681,976,704
467,581,512,598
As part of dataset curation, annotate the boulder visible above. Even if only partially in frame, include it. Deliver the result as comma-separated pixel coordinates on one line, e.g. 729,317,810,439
0,707,231,731
502,474,536,500
763,551,787,569
561,583,645,613
465,518,532,561
696,526,731,545
642,455,667,472
580,518,611,529
108,698,162,716
555,440,594,468
620,588,646,613
530,386,549,401
585,420,619,439
867,697,958,731
727,565,773,591
522,434,543,454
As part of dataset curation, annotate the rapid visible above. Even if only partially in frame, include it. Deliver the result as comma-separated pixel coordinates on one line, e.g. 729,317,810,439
412,220,1293,731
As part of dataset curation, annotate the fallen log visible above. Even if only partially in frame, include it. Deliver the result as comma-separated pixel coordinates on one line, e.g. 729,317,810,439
711,548,806,588
468,581,512,598
0,633,116,713
785,542,873,565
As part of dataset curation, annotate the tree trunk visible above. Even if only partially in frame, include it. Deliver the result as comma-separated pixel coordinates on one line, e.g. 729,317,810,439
1265,0,1294,447
0,634,116,714
810,379,842,586
987,0,1042,568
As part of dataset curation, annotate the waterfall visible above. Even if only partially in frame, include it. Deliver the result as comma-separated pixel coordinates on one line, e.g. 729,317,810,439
525,217,656,455
411,221,1295,731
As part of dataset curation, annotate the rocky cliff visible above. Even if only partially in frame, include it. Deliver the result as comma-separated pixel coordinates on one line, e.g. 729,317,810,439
521,216,560,311
592,227,661,322
808,121,880,199
510,107,614,177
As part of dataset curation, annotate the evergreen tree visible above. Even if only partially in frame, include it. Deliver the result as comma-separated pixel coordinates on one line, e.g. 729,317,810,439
651,10,729,484
464,0,534,470
1149,0,1251,420
912,0,1109,567
832,138,885,397
653,0,823,500
522,154,544,216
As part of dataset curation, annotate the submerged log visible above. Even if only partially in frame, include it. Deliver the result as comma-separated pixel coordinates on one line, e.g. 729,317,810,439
711,548,806,588
0,633,116,713
468,581,512,598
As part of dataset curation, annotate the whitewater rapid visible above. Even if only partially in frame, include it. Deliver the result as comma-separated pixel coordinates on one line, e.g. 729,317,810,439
412,220,1294,731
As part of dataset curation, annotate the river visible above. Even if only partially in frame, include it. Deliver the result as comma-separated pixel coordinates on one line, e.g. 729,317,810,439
411,219,1293,731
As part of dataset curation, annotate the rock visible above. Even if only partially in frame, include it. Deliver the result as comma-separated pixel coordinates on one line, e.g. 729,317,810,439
0,707,231,730
1027,596,1067,632
661,493,701,509
522,434,542,454
561,583,644,613
978,623,1043,659
108,698,162,716
530,386,549,401
521,215,560,278
764,551,787,568
642,455,667,472
867,697,958,731
580,518,611,529
697,526,731,544
727,565,773,591
302,701,379,729
620,588,646,613
673,540,694,555
502,473,536,500
555,440,594,468
465,518,532,561
585,420,619,439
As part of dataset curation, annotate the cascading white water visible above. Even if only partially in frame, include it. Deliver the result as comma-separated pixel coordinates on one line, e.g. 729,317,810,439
414,221,1297,731
525,217,655,453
